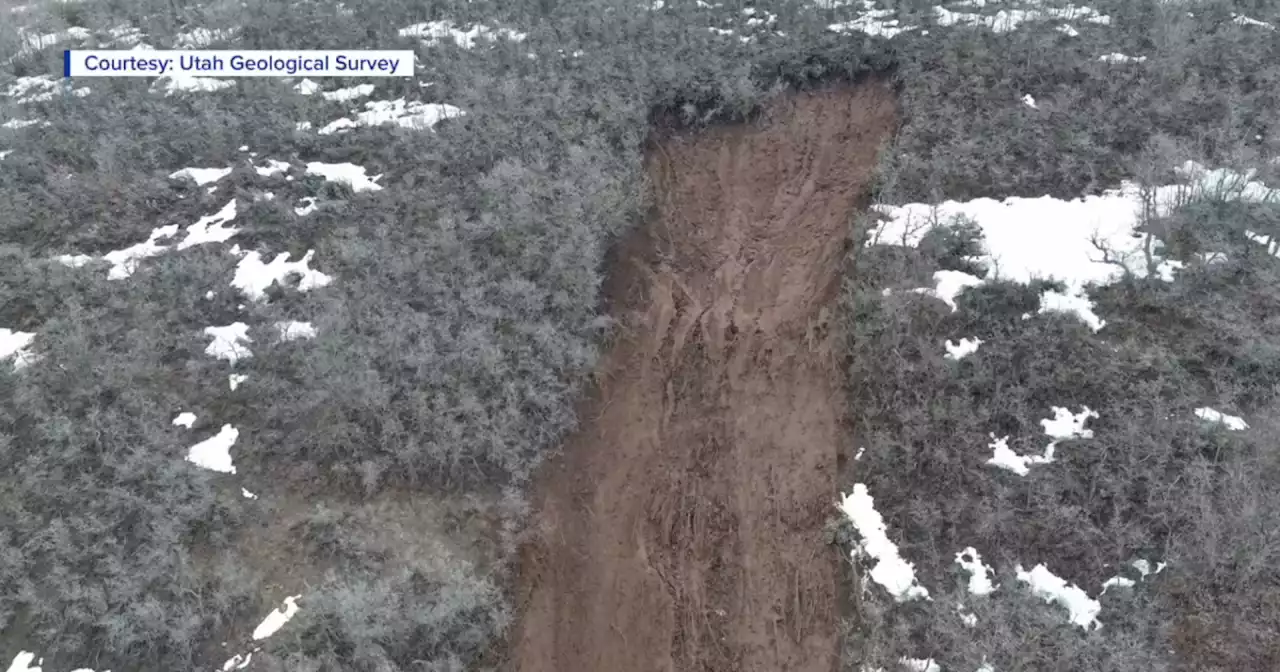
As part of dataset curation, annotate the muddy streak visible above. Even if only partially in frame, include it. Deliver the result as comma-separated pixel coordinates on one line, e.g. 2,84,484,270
511,80,899,672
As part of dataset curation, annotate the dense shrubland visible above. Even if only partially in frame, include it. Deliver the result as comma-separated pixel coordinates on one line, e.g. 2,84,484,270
2,0,1280,669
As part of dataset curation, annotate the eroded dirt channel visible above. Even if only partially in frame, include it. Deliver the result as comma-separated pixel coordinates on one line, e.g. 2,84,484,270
510,80,899,672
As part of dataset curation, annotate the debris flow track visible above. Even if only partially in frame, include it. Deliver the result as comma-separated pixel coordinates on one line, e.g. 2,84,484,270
510,79,899,672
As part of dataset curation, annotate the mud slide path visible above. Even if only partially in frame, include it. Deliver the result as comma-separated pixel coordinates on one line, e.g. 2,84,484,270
511,80,899,672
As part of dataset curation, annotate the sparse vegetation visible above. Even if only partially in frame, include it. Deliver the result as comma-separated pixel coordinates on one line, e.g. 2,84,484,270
3,0,1280,670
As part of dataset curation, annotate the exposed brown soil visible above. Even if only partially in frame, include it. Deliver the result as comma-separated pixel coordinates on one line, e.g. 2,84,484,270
508,79,899,672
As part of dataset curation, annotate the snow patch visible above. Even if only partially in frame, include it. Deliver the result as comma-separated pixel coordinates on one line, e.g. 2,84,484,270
1041,406,1098,441
986,434,1051,476
174,27,238,48
254,159,292,177
933,3,1111,32
103,225,180,279
1,328,36,369
955,547,996,595
177,200,239,249
900,658,941,672
870,164,1276,332
172,412,197,428
229,373,248,390
1100,576,1135,594
305,161,383,191
1194,407,1247,431
203,323,253,364
988,406,1096,475
232,249,333,301
186,424,238,474
155,74,236,95
838,484,930,602
910,270,985,312
294,197,318,216
318,98,464,135
56,254,94,268
275,321,317,341
5,75,90,102
252,595,302,639
398,20,527,48
169,166,232,186
944,337,982,360
1098,52,1147,63
1016,563,1101,629
1,118,49,129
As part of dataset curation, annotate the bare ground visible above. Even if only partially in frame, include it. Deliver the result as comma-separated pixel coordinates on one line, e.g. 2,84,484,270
509,79,899,672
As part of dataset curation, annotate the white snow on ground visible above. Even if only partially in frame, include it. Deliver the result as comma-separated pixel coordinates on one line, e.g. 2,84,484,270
1,328,36,370
2,118,49,129
241,488,258,500
203,323,253,364
1245,230,1280,256
838,484,931,602
102,224,179,279
174,26,238,48
988,406,1096,475
1038,288,1108,331
221,651,254,670
933,3,1110,32
177,201,239,249
955,547,997,595
154,74,236,95
1194,407,1248,431
828,0,917,38
294,197,319,216
92,199,240,278
56,254,93,268
1233,14,1274,30
398,20,527,48
1100,576,1135,594
986,434,1051,476
229,373,248,391
1042,406,1097,441
293,78,321,95
870,162,1278,332
232,249,333,301
251,595,302,639
185,424,239,474
944,337,982,360
169,166,232,186
10,26,91,61
5,652,40,672
1132,558,1167,577
900,659,941,672
1016,563,1101,629
0,151,11,161
826,0,1113,37
305,161,383,192
910,270,984,312
104,23,145,47
254,159,291,178
5,75,91,103
325,83,374,102
275,321,317,341
317,98,465,135
172,412,197,428
1099,52,1147,63
1021,93,1037,109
